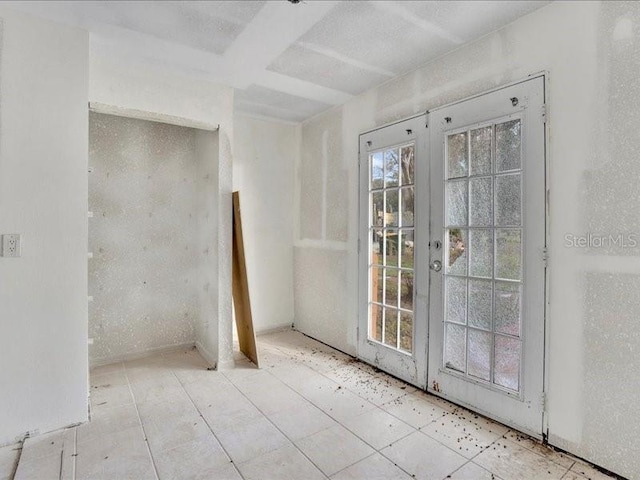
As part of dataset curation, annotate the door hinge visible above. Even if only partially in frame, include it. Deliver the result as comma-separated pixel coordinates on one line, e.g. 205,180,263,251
541,104,547,123
540,391,547,411
542,247,548,268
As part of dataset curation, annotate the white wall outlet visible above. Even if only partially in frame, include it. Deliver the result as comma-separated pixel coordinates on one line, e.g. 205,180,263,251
2,234,21,257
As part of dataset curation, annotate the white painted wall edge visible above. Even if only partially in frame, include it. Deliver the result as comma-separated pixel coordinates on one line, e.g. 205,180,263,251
195,340,219,370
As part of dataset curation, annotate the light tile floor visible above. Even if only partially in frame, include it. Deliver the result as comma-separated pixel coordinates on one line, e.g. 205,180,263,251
1,330,618,480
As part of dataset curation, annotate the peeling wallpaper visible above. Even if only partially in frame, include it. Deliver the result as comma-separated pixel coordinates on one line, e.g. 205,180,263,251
294,1,640,477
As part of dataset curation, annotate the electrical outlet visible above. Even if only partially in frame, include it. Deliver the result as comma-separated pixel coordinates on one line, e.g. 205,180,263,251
2,234,21,257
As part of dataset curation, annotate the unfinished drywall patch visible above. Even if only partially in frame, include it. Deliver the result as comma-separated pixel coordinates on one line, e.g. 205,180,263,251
293,247,350,354
233,115,298,333
298,110,346,242
89,112,206,363
582,272,640,477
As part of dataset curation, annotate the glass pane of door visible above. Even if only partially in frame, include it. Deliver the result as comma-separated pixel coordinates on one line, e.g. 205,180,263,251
442,119,524,393
368,143,415,354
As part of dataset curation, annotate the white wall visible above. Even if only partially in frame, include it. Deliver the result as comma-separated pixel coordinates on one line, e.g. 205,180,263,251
88,113,220,366
233,115,299,334
294,2,640,478
0,8,89,445
89,53,235,368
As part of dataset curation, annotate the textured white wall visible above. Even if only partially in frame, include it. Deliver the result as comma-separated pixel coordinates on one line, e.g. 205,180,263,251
295,2,640,478
0,8,89,445
89,55,235,368
88,113,221,365
233,115,298,334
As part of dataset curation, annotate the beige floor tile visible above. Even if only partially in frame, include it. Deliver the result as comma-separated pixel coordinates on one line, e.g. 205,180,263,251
75,426,154,480
474,438,569,480
79,404,140,443
237,444,326,480
268,402,338,441
324,366,413,406
153,437,230,479
243,383,311,416
342,407,415,450
183,380,246,412
504,430,575,468
302,381,378,422
173,364,225,385
90,383,134,410
380,431,467,480
144,411,213,452
130,375,190,406
9,335,617,480
13,453,62,480
420,409,508,459
201,399,265,433
0,443,21,480
215,416,290,464
449,461,498,479
269,362,321,387
203,462,244,480
136,394,197,423
16,430,66,464
381,392,451,429
331,453,412,479
77,454,156,480
60,428,76,480
90,370,129,388
295,424,375,476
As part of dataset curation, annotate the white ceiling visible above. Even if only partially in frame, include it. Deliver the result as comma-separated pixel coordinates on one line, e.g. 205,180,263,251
5,1,549,123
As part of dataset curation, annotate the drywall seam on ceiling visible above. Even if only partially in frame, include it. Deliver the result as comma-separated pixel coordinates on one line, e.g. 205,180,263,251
371,1,464,44
297,41,397,77
89,102,220,131
257,70,352,105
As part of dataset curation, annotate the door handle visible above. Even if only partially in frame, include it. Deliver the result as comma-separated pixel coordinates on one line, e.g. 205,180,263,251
430,260,442,272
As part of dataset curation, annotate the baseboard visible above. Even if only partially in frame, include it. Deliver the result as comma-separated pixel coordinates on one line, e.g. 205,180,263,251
90,341,196,368
255,323,294,336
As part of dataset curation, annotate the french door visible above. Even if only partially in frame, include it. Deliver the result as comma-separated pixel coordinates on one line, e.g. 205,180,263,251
358,76,546,436
427,76,546,436
358,115,428,388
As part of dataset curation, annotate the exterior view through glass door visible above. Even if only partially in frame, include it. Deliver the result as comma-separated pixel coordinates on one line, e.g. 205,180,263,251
428,76,546,436
358,115,428,388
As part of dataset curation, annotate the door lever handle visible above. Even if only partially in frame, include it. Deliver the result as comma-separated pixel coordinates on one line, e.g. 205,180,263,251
430,260,442,272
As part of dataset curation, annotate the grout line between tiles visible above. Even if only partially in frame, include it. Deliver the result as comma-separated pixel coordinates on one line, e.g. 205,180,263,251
262,337,500,479
123,365,160,480
266,334,580,480
218,369,331,479
169,365,246,480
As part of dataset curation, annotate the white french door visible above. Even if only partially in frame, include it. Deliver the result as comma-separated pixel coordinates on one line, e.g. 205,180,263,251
358,77,546,435
358,115,428,388
427,76,546,436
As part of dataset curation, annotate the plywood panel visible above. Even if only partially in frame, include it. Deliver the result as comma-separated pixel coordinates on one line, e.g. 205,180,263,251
232,191,259,366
